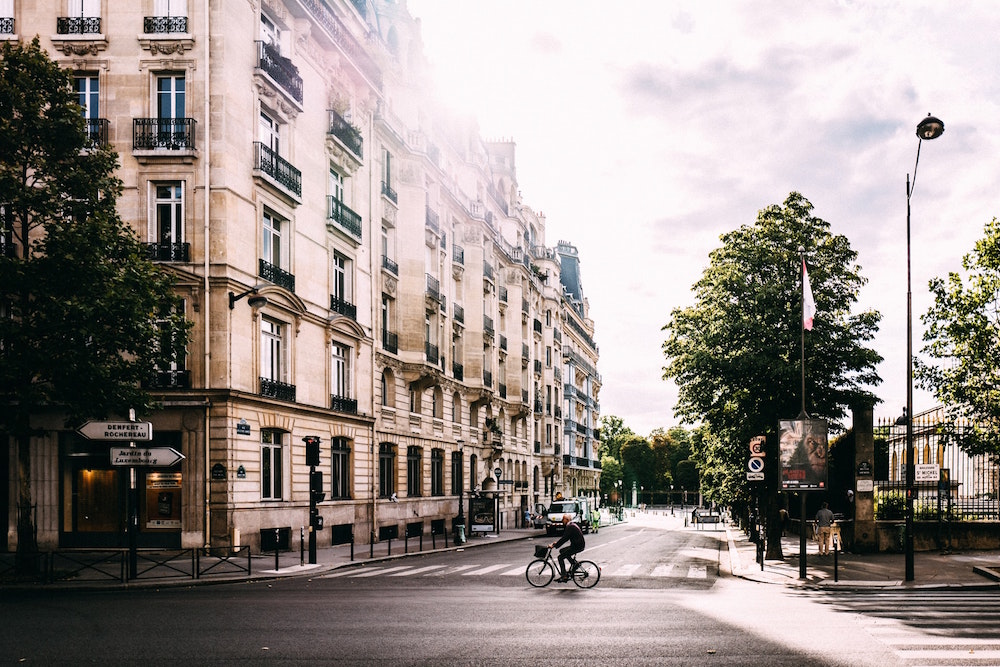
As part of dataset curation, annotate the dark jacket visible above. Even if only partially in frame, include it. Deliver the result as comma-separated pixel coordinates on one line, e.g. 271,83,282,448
554,521,585,550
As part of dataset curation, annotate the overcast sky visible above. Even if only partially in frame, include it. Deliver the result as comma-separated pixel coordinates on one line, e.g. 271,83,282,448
407,0,1000,437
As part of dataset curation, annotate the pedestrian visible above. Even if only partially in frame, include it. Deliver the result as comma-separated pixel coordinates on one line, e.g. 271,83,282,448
778,508,789,536
815,502,835,555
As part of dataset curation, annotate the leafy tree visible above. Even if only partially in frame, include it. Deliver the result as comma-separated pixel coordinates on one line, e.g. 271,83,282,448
662,192,881,557
917,217,1000,456
598,456,623,501
0,39,190,567
599,414,634,460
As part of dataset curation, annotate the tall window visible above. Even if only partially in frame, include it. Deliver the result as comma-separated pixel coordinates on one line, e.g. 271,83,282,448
154,183,183,245
381,148,393,190
262,209,284,269
469,454,478,491
407,446,422,497
333,252,349,305
260,317,286,383
0,0,13,34
332,343,350,399
74,75,99,120
261,430,284,500
260,12,279,48
157,74,185,120
153,300,187,379
154,0,188,17
379,443,396,498
330,168,344,203
451,451,463,495
330,438,351,500
260,110,279,153
431,449,444,497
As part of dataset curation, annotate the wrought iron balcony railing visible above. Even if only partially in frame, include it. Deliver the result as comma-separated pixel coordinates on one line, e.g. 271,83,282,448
452,362,463,381
0,17,13,34
330,295,357,320
133,118,197,150
145,369,191,389
86,118,109,147
330,394,358,414
256,40,303,104
259,258,295,292
382,330,398,354
254,142,301,197
145,242,190,262
381,255,398,275
425,342,439,365
453,245,464,265
260,377,296,402
144,16,188,33
454,303,464,324
57,16,101,34
328,109,363,158
381,180,397,204
327,196,362,241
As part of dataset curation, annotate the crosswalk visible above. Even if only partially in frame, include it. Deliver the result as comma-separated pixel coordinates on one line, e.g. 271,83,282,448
818,590,1000,666
321,560,715,581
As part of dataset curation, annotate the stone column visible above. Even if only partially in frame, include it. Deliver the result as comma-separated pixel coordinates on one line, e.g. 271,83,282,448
853,402,877,552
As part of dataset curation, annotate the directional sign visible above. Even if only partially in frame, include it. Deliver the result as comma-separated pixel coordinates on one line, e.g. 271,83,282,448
110,447,184,467
78,420,153,442
747,457,765,473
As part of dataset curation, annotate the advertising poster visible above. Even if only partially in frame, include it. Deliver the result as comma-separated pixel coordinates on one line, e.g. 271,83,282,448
469,495,495,533
144,471,182,530
779,419,828,490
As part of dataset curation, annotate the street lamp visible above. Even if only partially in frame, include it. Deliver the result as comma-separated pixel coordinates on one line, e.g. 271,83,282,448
905,113,944,582
457,439,465,525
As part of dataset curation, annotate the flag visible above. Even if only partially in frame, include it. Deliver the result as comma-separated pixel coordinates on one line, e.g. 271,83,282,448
802,259,816,331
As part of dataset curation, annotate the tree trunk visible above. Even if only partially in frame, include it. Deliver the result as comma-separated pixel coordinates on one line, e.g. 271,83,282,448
764,431,784,559
15,432,38,574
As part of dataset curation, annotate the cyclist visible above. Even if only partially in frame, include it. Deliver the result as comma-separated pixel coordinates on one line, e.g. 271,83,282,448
548,514,586,582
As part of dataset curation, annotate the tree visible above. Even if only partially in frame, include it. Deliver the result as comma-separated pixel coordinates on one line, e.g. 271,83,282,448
661,192,881,557
599,414,634,461
0,39,190,567
917,218,1000,456
620,436,655,498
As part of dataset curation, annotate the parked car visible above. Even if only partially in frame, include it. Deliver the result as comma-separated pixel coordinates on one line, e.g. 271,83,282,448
531,503,548,529
545,498,593,535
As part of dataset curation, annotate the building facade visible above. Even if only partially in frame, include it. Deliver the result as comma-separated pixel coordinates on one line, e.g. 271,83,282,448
2,0,600,553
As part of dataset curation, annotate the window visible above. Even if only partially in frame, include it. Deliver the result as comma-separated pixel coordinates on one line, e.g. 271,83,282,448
332,252,353,315
431,449,444,496
151,300,187,385
154,0,188,17
330,438,351,500
259,110,279,154
260,11,279,48
407,446,422,497
148,0,188,32
261,430,284,500
260,317,286,383
378,443,396,498
262,209,285,269
332,342,350,400
0,1,12,35
74,75,99,119
157,74,185,120
382,148,392,189
330,168,344,203
154,182,184,245
381,369,395,408
469,454,478,491
450,451,463,495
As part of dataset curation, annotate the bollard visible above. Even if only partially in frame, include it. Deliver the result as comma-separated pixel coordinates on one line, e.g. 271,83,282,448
833,534,839,582
300,526,305,567
274,528,280,571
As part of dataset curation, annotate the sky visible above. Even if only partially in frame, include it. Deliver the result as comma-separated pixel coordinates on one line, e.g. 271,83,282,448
406,0,1000,437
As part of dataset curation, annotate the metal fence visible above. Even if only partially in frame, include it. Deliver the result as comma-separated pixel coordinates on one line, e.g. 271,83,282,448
876,407,1000,520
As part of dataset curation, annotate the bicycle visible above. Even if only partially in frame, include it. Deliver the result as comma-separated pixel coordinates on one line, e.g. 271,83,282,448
525,545,600,588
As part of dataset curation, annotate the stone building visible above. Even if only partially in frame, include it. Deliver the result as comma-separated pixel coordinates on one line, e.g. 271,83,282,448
2,0,599,553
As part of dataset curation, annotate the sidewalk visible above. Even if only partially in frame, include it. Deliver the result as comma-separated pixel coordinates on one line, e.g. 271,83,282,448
726,525,1000,589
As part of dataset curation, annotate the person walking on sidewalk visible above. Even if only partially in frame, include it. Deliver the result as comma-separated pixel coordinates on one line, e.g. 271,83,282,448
815,502,835,555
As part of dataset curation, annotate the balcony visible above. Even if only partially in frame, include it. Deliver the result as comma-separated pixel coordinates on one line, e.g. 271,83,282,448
327,196,362,242
57,16,101,34
382,255,398,276
260,377,296,402
145,369,191,389
453,245,464,265
144,16,188,33
453,303,464,325
452,362,464,381
499,335,507,351
256,40,303,105
85,118,109,147
0,17,13,34
259,258,295,292
381,180,397,204
425,274,440,303
330,295,357,320
254,142,301,197
483,371,492,388
382,330,398,354
499,383,507,399
483,315,494,337
133,118,197,151
327,109,363,159
145,242,190,262
425,342,439,365
534,360,542,375
330,394,358,414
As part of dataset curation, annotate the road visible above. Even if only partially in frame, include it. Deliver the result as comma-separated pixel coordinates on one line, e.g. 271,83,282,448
3,514,999,666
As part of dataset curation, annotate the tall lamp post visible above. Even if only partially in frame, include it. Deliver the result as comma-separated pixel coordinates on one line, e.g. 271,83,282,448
905,113,945,582
456,439,465,526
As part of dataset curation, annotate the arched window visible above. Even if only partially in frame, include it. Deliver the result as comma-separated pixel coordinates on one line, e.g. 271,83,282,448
452,391,462,424
381,369,395,407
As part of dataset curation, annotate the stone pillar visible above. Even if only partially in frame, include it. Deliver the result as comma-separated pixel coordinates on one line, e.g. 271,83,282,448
853,402,877,552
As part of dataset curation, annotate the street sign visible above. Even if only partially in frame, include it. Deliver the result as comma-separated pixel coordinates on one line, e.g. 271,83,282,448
494,467,503,479
915,463,940,482
749,436,765,457
747,457,765,473
110,447,184,467
746,472,764,481
78,420,153,442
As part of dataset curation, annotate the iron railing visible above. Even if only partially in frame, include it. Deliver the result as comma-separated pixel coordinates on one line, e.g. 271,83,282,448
327,196,362,241
330,295,357,320
259,257,295,292
133,118,196,150
57,16,101,34
145,242,190,262
144,16,188,33
330,394,358,414
328,109,363,158
256,40,303,104
254,141,301,197
86,118,109,147
260,377,296,402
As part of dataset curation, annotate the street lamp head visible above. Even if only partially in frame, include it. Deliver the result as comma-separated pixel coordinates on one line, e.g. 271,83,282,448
916,114,944,141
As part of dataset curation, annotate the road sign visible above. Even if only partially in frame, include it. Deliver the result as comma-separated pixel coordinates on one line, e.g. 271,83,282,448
78,420,153,441
747,457,765,473
110,447,184,467
749,436,765,457
747,472,765,481
915,463,940,482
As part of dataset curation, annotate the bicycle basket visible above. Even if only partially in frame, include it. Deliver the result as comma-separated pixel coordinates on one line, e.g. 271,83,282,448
534,545,548,559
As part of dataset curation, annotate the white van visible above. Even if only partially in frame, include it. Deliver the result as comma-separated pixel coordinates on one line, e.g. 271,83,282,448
544,497,593,535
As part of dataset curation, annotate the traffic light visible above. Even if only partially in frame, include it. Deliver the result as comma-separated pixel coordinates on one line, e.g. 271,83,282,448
310,507,324,530
906,487,917,501
303,436,321,467
310,469,325,503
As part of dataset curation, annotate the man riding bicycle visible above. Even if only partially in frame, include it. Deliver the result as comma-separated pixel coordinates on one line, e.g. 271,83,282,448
548,514,586,582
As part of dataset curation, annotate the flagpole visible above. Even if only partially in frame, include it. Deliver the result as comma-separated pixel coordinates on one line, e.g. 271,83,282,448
799,247,807,419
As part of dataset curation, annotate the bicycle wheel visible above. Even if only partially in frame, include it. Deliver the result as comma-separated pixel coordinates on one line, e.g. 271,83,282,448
571,560,601,588
525,559,555,587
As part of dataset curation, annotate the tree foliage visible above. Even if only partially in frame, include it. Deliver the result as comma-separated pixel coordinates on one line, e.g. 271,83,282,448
662,193,881,554
917,217,1000,456
0,39,190,559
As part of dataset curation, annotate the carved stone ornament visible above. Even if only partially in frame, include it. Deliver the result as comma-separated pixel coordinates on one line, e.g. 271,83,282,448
383,275,397,297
